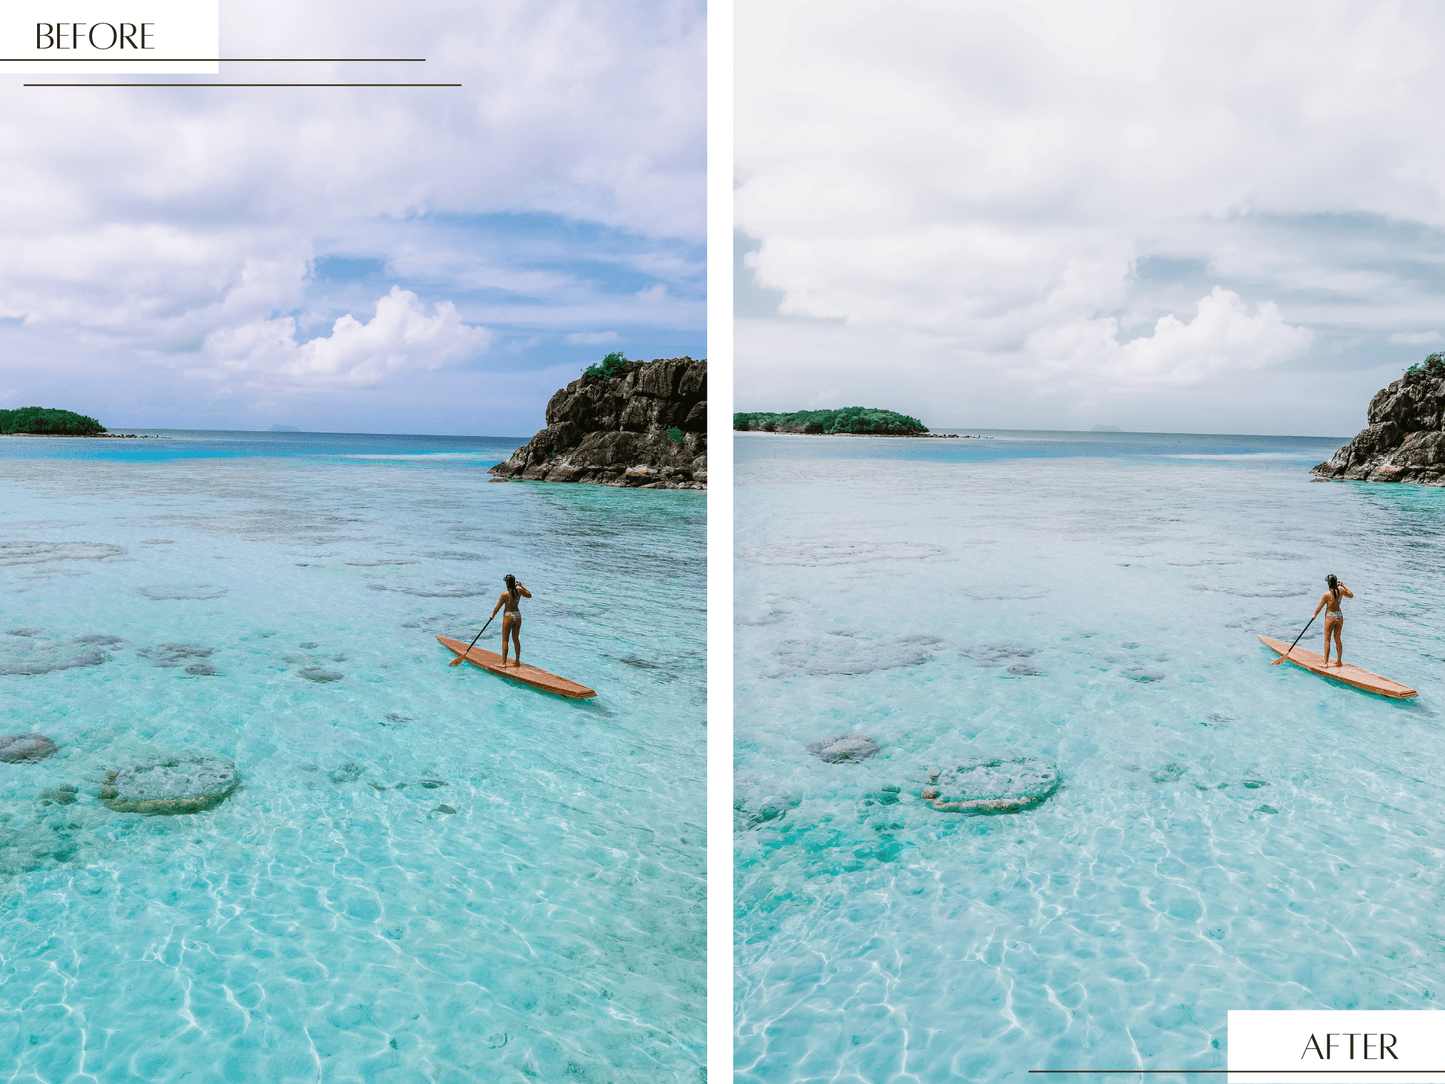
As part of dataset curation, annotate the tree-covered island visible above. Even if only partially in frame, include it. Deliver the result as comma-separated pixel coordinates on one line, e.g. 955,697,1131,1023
0,407,106,436
733,407,928,435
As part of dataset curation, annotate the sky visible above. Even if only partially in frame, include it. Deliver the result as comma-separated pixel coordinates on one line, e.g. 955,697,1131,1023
734,0,1445,436
0,0,705,435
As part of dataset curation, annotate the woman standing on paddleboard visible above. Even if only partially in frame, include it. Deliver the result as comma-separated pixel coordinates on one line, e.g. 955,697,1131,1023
487,574,531,667
1312,573,1353,667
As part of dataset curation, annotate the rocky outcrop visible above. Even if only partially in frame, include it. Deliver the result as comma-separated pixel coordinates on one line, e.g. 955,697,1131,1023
1313,369,1445,484
489,357,706,489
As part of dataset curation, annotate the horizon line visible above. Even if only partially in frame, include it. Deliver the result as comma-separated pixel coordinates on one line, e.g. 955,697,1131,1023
735,426,1349,441
3,428,530,440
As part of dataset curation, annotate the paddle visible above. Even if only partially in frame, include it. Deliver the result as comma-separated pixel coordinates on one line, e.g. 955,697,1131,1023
1271,611,1319,665
449,613,498,666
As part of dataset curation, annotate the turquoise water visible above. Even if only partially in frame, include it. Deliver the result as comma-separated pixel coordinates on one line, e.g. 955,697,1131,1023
0,432,705,1082
734,430,1445,1082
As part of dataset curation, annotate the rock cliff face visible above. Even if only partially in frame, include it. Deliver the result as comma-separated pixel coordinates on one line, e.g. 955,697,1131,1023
1312,371,1445,485
489,357,706,489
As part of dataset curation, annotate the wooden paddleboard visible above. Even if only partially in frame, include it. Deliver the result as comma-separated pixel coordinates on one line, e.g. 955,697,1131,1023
437,635,596,698
1259,636,1417,699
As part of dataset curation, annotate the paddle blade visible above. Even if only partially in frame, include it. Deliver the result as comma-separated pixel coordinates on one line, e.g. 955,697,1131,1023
1270,655,1288,665
449,655,466,666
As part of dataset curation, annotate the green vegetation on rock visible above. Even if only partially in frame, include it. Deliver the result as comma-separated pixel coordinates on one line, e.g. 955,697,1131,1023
0,407,105,436
583,351,631,380
732,407,927,436
1404,352,1445,384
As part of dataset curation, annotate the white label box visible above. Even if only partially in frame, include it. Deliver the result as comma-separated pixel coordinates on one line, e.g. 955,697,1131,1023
1230,1010,1445,1084
1,0,218,74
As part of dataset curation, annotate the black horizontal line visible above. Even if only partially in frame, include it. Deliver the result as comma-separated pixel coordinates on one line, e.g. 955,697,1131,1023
24,82,461,87
2,57,425,61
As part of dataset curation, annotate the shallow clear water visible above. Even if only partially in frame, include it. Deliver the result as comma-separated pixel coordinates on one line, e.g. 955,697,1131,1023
734,430,1445,1083
0,432,705,1082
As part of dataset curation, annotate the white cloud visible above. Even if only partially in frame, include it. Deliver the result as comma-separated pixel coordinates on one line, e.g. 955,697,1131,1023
3,0,705,242
735,315,1373,437
201,287,490,390
1389,331,1441,346
749,225,1134,345
736,0,1445,426
1025,287,1313,388
0,0,703,428
566,331,621,345
2,227,311,337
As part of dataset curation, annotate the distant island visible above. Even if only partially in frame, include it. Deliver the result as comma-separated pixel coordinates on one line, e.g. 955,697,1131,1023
269,425,300,433
1091,424,1122,433
733,407,927,435
0,407,105,436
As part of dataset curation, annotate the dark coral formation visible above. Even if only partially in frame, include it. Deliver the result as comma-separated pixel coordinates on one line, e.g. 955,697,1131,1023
733,773,801,827
489,357,706,489
806,734,881,763
921,757,1060,814
774,633,944,677
0,541,124,566
0,733,58,763
99,753,240,814
1313,369,1445,484
137,643,214,668
137,585,228,600
961,644,1037,668
0,647,107,676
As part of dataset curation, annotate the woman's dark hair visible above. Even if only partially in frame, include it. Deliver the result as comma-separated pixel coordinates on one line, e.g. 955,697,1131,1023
1326,573,1339,600
505,573,517,601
